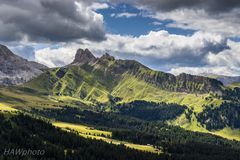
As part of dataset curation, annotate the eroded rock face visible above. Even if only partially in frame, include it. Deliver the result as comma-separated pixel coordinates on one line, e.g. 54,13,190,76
175,73,223,93
71,48,97,65
0,44,47,86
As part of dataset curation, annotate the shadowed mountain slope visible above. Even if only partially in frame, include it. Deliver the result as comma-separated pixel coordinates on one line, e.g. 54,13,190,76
0,44,47,85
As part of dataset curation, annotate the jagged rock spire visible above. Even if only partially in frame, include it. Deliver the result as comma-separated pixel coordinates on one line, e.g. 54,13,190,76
71,48,97,65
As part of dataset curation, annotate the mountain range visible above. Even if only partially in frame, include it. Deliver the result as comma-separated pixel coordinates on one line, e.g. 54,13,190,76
0,44,234,91
0,44,240,159
26,48,224,96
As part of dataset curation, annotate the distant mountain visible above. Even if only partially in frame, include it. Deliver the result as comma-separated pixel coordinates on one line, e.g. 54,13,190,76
200,73,240,86
217,76,240,86
0,44,47,85
26,48,224,100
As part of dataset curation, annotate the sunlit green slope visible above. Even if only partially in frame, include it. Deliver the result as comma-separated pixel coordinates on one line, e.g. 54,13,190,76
1,49,239,141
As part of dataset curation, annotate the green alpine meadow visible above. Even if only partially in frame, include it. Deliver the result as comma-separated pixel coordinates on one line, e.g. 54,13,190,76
0,45,240,160
1,0,240,160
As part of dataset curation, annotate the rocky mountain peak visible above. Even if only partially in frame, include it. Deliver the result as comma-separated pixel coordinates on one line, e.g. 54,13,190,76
100,53,115,61
0,44,15,57
71,48,97,65
0,44,47,86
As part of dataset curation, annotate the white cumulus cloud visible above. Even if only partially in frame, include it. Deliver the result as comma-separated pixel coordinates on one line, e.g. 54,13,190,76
35,30,231,70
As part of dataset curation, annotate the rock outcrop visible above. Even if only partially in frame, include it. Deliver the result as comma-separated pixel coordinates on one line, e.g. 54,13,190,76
0,44,47,85
71,48,97,65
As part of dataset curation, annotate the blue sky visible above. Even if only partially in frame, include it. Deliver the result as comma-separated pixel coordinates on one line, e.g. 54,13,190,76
0,0,240,76
97,3,195,36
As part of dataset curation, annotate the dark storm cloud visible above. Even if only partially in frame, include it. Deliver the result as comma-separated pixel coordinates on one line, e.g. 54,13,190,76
41,0,85,23
0,0,105,42
141,41,230,67
111,0,240,13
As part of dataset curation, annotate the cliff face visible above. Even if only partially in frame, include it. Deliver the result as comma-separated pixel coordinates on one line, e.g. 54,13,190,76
71,49,97,65
131,70,223,93
175,73,223,93
0,44,47,85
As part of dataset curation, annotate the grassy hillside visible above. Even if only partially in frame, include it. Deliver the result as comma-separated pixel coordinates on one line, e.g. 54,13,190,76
25,66,110,103
1,52,239,144
0,113,163,160
0,102,17,112
3,112,239,160
229,82,240,88
212,127,240,141
1,85,240,159
24,106,240,160
112,73,222,113
0,72,234,141
53,121,160,153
